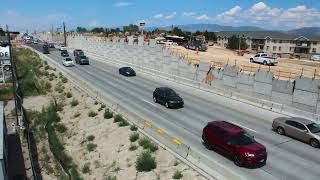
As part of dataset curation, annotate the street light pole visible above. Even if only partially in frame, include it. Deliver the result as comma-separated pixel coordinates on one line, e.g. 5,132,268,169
238,34,241,54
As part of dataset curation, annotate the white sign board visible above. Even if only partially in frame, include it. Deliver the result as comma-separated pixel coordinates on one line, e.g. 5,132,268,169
0,46,10,60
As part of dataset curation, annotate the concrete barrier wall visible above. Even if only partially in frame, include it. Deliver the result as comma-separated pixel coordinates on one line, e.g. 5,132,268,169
64,35,320,115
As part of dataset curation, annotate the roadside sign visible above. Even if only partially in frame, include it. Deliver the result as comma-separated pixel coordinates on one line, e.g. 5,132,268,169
0,46,10,60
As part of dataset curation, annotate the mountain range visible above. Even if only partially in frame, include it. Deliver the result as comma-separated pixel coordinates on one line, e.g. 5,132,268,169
144,24,320,36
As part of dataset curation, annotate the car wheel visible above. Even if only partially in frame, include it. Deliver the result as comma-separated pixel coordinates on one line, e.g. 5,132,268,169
165,102,169,108
250,58,253,63
277,127,285,135
263,61,267,65
4,65,10,71
310,139,320,148
153,97,157,103
204,139,214,150
234,155,244,167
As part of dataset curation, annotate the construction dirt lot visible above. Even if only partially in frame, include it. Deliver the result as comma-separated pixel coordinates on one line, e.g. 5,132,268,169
168,45,320,80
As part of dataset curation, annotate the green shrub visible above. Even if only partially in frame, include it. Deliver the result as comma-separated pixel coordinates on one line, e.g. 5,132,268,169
54,123,67,133
129,133,139,142
105,175,117,180
101,104,106,109
45,65,50,70
54,84,64,93
129,144,138,151
118,119,129,127
172,170,183,179
61,77,68,83
70,99,79,107
88,111,97,117
86,143,97,152
98,107,103,112
66,92,72,98
86,135,95,141
74,113,81,118
44,82,52,91
82,163,91,174
104,109,113,119
130,125,138,131
48,76,54,81
138,138,158,152
94,101,98,105
114,114,124,123
136,151,157,172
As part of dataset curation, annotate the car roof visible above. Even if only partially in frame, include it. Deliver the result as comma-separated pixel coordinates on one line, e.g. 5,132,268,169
157,87,174,92
209,121,245,136
290,117,314,125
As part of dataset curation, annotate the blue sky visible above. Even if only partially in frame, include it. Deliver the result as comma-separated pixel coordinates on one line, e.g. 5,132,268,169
1,0,320,31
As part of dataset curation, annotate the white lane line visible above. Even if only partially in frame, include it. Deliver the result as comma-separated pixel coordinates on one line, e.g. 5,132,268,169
231,122,257,133
142,99,157,107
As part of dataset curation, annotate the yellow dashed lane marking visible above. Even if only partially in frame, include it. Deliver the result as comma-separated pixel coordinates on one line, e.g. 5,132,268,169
144,121,152,127
158,129,165,134
173,138,182,145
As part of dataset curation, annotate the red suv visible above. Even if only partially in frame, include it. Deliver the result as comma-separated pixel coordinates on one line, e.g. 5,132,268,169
202,121,267,167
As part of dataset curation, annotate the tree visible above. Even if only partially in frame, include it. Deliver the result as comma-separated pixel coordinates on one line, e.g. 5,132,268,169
227,35,248,50
123,24,139,34
0,28,5,36
194,31,202,36
203,31,217,41
171,27,186,37
91,27,105,34
76,27,88,33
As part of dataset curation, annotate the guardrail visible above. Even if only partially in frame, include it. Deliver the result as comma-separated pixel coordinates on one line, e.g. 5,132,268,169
25,45,246,180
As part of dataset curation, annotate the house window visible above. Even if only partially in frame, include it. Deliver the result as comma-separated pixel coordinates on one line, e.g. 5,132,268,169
266,46,270,51
313,42,317,45
290,47,295,52
267,39,270,43
273,46,276,51
279,46,282,51
313,48,316,53
290,41,295,44
279,40,282,44
272,40,277,43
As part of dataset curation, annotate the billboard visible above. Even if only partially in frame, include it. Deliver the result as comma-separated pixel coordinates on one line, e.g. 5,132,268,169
0,46,10,60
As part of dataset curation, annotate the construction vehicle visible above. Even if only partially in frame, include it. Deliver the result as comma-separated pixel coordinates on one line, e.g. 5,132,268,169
186,36,208,51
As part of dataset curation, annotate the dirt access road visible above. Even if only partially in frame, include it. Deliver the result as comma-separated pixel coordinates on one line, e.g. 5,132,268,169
168,45,320,80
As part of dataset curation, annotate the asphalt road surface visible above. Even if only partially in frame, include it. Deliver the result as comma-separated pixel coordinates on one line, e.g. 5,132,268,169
30,44,320,180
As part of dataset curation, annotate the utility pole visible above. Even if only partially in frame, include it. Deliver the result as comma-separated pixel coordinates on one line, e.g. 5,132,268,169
51,25,53,42
238,34,241,55
63,22,67,46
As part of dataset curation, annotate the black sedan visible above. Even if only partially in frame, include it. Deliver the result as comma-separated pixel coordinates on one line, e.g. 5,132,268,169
153,87,184,108
61,50,69,57
119,67,136,76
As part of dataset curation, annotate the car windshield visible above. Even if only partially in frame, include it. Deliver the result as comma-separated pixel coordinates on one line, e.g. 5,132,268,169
65,58,72,62
306,123,320,133
166,90,177,97
230,132,255,146
80,56,87,59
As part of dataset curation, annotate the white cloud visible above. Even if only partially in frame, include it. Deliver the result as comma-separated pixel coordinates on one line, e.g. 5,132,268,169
183,12,196,16
214,2,320,29
164,12,177,19
196,14,210,20
113,2,131,7
153,14,163,19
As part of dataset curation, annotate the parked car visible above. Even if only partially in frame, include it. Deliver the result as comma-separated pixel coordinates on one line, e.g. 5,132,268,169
62,57,75,67
272,117,320,148
202,121,267,167
250,53,278,65
33,40,38,44
310,54,320,61
159,40,174,45
153,87,184,108
75,55,89,65
119,67,136,76
61,50,69,57
73,49,84,56
59,44,67,51
207,41,214,46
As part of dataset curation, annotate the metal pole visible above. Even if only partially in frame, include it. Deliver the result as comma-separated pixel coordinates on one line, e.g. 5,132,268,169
238,34,241,55
6,25,19,125
63,22,67,46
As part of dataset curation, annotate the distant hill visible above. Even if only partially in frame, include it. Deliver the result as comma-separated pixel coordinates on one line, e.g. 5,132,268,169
145,23,266,32
286,27,320,36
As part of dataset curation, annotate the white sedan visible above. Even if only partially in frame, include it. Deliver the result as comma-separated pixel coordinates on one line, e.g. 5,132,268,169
62,57,75,67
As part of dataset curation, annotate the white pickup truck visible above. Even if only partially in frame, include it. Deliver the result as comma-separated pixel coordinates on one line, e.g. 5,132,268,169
250,53,278,66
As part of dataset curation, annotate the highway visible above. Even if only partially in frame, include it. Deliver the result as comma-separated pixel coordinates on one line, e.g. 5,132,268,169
30,44,320,180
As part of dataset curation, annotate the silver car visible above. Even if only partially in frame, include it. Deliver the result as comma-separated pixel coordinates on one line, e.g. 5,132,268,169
272,117,320,148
